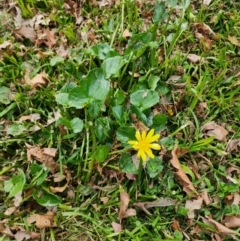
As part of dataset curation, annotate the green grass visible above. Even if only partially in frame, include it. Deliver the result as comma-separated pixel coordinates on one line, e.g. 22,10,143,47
1,0,240,240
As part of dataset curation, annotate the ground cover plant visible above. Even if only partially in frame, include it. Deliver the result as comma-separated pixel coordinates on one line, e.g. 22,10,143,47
1,0,240,240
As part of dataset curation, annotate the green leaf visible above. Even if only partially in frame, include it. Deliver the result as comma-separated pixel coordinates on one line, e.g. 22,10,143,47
179,0,190,9
7,124,26,136
119,153,137,174
152,2,168,24
146,157,163,178
94,145,110,163
108,89,125,106
56,117,72,129
0,86,10,104
78,185,93,196
130,89,159,111
129,105,148,126
160,136,175,150
146,156,163,178
151,114,168,131
181,164,195,181
87,43,114,60
50,56,64,66
116,126,136,144
4,169,26,198
55,82,77,107
112,105,124,122
95,117,112,142
157,81,170,95
88,100,105,119
33,188,62,206
68,68,110,109
125,32,153,58
30,163,49,186
102,56,126,79
148,74,160,90
167,0,178,7
70,117,83,133
68,87,88,109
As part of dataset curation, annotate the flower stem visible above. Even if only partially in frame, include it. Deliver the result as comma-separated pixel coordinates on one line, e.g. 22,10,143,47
85,121,97,183
138,158,143,188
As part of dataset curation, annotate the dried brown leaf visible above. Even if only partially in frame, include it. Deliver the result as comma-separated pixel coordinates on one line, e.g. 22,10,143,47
185,197,203,218
232,193,240,205
194,22,218,40
0,40,12,49
26,71,48,88
123,208,136,218
167,75,181,82
134,120,149,132
125,173,137,180
56,44,69,58
14,7,23,28
4,207,16,216
118,190,130,220
43,148,57,157
35,14,50,26
26,143,60,173
47,110,62,125
195,32,212,49
225,216,240,228
203,0,212,5
14,18,36,43
26,214,36,224
18,114,41,122
53,172,66,182
14,191,23,207
201,190,211,205
228,36,240,47
29,232,41,240
171,219,182,232
170,146,197,196
206,216,237,235
49,183,68,193
14,231,31,241
100,197,109,204
111,222,122,233
67,189,75,199
0,225,14,238
134,198,177,215
36,29,57,48
227,139,240,152
35,211,56,229
92,203,100,211
201,121,228,142
187,53,205,63
97,0,111,7
92,184,117,192
122,29,131,38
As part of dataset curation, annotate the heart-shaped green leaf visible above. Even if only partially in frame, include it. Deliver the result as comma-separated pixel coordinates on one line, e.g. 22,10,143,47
130,89,159,111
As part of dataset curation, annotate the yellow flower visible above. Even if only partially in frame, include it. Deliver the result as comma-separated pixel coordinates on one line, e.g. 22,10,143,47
128,129,161,161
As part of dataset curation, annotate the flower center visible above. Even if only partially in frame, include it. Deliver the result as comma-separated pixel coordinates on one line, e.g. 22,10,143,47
139,140,148,150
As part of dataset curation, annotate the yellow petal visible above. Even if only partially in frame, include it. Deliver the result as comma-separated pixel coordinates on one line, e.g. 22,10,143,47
132,144,140,150
145,148,154,159
135,131,141,141
128,140,138,145
147,129,154,139
141,131,147,140
149,143,161,150
148,133,160,143
138,149,146,161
